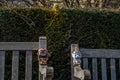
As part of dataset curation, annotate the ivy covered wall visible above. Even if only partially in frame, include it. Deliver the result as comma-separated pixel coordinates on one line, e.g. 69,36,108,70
0,8,120,80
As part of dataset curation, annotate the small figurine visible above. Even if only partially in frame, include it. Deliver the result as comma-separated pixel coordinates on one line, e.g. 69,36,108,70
72,47,82,66
37,48,48,65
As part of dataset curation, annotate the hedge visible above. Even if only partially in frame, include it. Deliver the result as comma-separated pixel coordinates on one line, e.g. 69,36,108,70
0,8,120,80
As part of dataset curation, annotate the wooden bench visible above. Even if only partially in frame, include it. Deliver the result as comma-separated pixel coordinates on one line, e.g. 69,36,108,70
0,42,38,80
71,44,120,80
0,37,53,80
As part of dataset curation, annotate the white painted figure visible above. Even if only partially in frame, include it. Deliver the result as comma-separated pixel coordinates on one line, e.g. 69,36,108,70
72,47,82,65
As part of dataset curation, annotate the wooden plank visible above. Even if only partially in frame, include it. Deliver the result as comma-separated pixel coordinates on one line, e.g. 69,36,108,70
12,51,19,80
0,51,5,80
83,58,88,69
0,42,38,50
39,37,47,49
101,59,107,80
92,58,98,80
110,59,116,80
71,44,78,80
25,51,32,80
39,36,47,80
80,49,120,58
119,59,120,78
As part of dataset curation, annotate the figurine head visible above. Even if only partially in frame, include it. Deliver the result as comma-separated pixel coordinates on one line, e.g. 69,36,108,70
74,47,79,53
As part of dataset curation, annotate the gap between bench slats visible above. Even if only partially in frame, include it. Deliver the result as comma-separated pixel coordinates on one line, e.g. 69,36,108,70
83,58,107,80
11,50,32,80
83,58,88,69
83,58,118,80
0,51,5,80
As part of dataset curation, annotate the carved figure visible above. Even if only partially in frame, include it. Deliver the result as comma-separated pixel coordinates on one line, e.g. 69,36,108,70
72,47,82,66
38,48,48,65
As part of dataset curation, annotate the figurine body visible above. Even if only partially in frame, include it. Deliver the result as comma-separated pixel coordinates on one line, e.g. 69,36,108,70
38,48,48,65
72,47,82,65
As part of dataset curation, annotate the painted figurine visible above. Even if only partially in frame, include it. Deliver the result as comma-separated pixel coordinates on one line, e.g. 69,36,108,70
38,48,48,65
72,47,82,65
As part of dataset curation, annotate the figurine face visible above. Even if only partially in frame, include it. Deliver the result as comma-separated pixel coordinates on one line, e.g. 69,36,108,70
38,48,44,52
74,47,79,53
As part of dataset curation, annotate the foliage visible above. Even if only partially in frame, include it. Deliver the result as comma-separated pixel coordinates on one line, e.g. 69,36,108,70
0,8,120,80
0,8,50,41
0,0,120,9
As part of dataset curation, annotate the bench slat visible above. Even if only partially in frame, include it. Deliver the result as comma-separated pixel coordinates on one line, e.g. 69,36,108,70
12,51,19,80
110,59,116,80
0,42,38,50
0,51,5,80
71,44,78,80
92,58,98,80
25,51,32,80
39,37,47,80
119,59,120,78
80,49,120,58
101,59,107,80
83,58,88,69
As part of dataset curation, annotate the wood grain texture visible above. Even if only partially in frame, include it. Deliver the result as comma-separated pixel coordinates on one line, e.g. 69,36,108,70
92,58,98,80
39,37,47,49
0,42,38,50
80,49,120,58
101,59,107,80
0,51,5,80
25,51,32,80
11,51,19,80
39,36,47,80
110,59,116,80
119,59,120,79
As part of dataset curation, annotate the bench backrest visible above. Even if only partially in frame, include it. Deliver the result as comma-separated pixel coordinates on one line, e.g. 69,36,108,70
0,42,38,80
71,44,120,80
81,48,120,80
